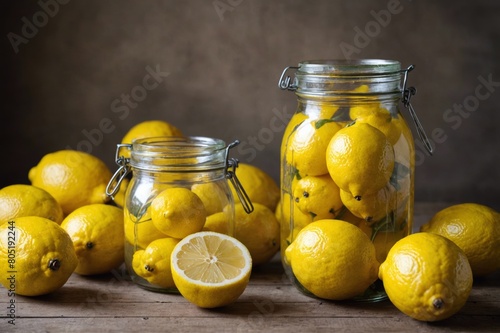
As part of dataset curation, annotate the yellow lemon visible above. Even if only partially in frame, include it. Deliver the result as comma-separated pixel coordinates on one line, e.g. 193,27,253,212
326,122,395,200
280,192,314,227
281,112,309,163
132,237,180,289
340,185,397,223
191,182,227,216
293,174,343,220
285,219,379,300
285,119,342,177
121,120,183,158
61,204,124,275
28,150,112,215
379,232,473,321
350,104,401,145
230,163,280,211
171,231,252,308
0,216,78,296
234,202,280,266
0,184,64,225
125,206,165,249
151,187,207,239
420,203,500,277
203,211,230,234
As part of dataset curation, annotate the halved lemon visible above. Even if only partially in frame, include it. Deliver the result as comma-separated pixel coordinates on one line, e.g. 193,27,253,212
171,231,252,308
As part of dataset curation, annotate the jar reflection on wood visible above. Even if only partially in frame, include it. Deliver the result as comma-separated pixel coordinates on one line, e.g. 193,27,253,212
278,59,431,302
107,136,249,293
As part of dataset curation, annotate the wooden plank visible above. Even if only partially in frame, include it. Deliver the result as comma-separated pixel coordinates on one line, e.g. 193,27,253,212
6,295,498,319
3,267,497,305
2,315,500,333
0,202,498,333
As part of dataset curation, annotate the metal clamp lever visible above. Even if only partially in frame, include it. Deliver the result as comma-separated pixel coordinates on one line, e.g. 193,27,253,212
105,144,132,198
278,66,299,91
402,65,434,155
225,140,254,214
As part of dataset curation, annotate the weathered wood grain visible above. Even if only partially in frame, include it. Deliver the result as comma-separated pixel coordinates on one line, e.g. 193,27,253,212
0,202,498,333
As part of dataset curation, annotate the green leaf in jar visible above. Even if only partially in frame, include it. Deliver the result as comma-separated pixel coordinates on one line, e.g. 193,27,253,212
331,106,351,122
389,162,410,191
368,210,396,241
315,119,336,129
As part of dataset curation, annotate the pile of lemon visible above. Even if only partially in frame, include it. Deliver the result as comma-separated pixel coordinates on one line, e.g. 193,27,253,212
278,93,500,321
1,118,499,320
284,203,500,321
0,120,282,309
0,150,125,296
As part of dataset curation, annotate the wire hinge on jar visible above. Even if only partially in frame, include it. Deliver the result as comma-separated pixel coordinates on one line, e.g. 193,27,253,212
401,65,434,155
106,143,132,199
278,66,299,91
225,140,254,214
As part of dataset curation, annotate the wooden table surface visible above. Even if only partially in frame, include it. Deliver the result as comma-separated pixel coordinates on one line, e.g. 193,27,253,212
1,202,499,333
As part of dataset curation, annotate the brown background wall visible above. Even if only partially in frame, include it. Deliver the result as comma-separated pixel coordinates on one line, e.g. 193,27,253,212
1,0,499,209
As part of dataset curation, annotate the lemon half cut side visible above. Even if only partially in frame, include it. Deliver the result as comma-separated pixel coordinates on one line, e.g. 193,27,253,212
171,231,252,308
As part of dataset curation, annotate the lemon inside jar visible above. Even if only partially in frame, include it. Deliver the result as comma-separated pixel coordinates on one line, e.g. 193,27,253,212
114,136,238,293
279,59,416,302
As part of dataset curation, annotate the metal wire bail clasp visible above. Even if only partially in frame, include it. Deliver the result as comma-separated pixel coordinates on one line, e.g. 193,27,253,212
278,66,299,91
106,143,132,199
224,140,254,214
401,65,434,155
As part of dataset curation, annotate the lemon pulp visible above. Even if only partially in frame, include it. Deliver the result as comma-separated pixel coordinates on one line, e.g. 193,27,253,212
171,231,252,308
175,234,248,282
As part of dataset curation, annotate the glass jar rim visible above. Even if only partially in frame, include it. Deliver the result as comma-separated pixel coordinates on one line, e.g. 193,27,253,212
129,136,228,171
131,136,226,153
297,59,401,75
292,59,403,97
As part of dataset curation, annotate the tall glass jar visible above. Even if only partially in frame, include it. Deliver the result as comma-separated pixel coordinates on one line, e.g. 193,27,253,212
278,59,428,302
107,136,249,293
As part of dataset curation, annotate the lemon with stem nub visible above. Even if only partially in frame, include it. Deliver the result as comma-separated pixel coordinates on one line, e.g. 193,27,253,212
340,185,397,223
61,204,124,275
326,122,395,200
0,216,78,296
293,174,343,220
132,237,180,288
379,232,473,322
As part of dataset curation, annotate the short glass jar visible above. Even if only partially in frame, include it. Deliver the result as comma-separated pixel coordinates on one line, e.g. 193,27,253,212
107,136,250,293
278,59,430,302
